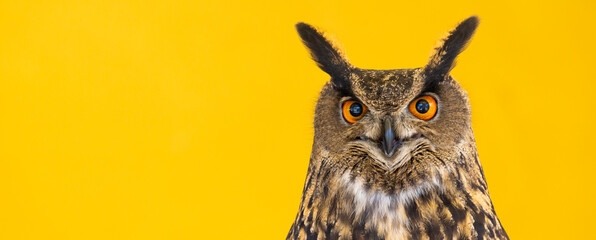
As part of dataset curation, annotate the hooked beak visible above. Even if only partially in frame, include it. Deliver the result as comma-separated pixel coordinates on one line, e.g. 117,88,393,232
382,116,398,157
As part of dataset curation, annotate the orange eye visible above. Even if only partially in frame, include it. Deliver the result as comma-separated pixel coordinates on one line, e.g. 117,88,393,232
342,100,367,123
409,96,437,120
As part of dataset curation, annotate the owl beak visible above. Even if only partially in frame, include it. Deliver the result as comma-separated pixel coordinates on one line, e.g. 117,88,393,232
382,116,398,157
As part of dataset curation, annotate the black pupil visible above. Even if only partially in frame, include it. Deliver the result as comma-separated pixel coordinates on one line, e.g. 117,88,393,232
349,102,363,117
416,99,430,114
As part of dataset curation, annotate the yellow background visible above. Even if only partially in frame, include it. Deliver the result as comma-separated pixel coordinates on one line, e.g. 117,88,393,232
0,0,594,239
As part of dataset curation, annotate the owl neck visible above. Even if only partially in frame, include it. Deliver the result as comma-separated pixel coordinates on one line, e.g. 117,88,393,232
287,145,508,240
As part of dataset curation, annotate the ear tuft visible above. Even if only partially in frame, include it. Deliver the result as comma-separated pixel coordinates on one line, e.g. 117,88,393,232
295,23,352,80
422,16,479,81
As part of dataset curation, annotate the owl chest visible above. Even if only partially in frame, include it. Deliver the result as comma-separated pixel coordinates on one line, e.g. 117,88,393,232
292,173,492,240
299,191,414,240
349,195,411,240
338,183,420,240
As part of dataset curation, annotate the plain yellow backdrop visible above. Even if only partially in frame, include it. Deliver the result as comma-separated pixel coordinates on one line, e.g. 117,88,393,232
1,0,595,239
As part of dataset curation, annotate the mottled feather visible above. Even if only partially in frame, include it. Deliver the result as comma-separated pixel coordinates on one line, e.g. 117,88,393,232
288,17,508,240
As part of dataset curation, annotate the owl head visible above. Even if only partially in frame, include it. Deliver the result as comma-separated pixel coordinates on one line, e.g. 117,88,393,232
297,17,481,193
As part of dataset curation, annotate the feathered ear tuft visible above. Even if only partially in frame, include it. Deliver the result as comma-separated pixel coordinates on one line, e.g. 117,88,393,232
295,23,353,84
421,16,479,82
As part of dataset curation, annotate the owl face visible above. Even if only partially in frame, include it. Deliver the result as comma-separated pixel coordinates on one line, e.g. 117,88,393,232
313,68,471,172
297,17,479,193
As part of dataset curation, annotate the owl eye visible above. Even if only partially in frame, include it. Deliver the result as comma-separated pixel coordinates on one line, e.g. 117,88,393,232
342,100,367,123
409,96,437,120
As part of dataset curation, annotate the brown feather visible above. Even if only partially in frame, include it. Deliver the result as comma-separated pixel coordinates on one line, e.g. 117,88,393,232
288,17,508,240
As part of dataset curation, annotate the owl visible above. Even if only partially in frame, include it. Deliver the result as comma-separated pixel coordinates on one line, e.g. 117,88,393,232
287,17,508,240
